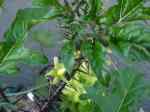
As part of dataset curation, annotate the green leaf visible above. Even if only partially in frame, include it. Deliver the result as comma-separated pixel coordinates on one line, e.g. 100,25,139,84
5,46,48,65
81,41,105,80
0,62,19,75
86,69,149,112
110,22,150,61
100,71,111,87
0,43,48,75
60,41,75,73
86,0,102,20
5,7,62,43
0,7,62,74
102,0,150,25
0,42,11,61
127,7,150,21
0,0,4,7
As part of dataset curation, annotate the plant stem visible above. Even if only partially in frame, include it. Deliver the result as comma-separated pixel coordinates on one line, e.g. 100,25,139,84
5,83,49,97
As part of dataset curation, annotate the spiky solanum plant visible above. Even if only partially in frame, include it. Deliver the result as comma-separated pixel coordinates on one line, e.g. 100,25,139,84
0,0,150,112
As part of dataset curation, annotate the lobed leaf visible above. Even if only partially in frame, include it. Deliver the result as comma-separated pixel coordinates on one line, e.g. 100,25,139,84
110,22,150,61
0,7,63,75
85,69,149,112
102,0,150,25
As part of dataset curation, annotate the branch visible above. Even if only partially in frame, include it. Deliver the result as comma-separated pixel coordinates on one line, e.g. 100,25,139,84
5,83,49,97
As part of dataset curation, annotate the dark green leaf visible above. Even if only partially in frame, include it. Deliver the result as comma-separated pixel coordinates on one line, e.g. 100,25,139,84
86,0,102,20
0,42,11,61
81,41,105,79
99,71,111,87
60,41,75,73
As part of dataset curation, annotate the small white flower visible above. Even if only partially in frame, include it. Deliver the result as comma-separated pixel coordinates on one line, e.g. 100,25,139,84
54,56,59,66
27,92,35,102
